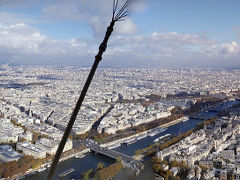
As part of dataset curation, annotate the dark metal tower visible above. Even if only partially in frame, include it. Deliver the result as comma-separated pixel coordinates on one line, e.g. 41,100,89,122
46,1,129,179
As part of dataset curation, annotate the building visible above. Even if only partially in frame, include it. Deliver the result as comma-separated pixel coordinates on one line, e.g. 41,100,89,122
35,138,72,155
221,150,235,161
19,131,33,142
199,159,214,170
0,118,24,143
220,169,227,180
0,145,21,163
16,142,46,159
35,138,58,155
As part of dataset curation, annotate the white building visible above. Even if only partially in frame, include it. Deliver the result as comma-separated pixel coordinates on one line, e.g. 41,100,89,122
35,138,72,155
16,142,46,159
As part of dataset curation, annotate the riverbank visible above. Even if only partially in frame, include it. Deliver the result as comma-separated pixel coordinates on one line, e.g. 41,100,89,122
19,100,237,180
2,115,187,180
22,113,219,179
101,116,188,149
19,116,187,179
59,148,90,162
3,148,90,180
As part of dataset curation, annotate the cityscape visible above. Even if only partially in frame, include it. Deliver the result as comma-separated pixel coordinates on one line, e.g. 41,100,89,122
1,0,240,180
0,65,240,179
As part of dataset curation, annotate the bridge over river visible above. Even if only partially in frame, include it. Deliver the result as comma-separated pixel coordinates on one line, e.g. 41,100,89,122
84,139,143,171
90,146,135,162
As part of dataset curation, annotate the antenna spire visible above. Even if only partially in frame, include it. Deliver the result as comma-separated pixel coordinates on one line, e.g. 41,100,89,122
46,1,128,179
113,0,128,22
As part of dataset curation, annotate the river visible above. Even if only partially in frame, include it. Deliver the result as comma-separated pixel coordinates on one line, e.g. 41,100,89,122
24,100,238,180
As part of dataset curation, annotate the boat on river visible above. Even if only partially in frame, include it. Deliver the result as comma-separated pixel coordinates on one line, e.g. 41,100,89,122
182,116,189,122
37,167,46,172
126,139,137,145
58,168,75,177
109,143,121,149
136,133,147,140
148,127,166,137
75,154,85,159
153,134,171,142
122,138,138,145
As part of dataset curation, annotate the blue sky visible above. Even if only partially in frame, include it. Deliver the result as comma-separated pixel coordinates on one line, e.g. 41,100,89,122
137,1,240,40
0,0,239,67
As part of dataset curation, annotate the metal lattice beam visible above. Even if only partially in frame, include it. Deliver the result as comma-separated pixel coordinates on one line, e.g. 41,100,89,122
46,1,129,179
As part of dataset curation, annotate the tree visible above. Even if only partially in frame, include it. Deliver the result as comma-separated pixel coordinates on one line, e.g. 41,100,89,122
152,156,162,164
11,119,18,126
165,170,173,179
116,157,122,163
135,149,142,155
97,162,105,170
199,165,207,172
179,161,188,169
2,169,11,178
41,134,49,139
33,131,40,139
19,138,27,142
175,176,181,180
152,164,163,174
82,168,93,180
94,163,123,180
170,161,178,168
17,149,23,153
162,160,168,165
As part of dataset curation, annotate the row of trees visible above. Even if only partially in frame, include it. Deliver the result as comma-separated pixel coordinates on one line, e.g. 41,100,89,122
11,119,28,132
73,130,111,143
80,161,122,180
0,144,86,178
74,95,219,145
73,94,188,143
74,111,183,145
0,155,43,178
82,168,93,180
93,162,123,180
135,128,194,157
99,113,184,144
135,111,219,157
183,96,223,115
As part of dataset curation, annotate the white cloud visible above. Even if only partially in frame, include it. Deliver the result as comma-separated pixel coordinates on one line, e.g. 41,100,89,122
0,23,44,53
220,41,239,54
0,22,98,64
0,22,240,67
0,0,142,37
115,18,137,34
42,0,139,36
0,0,240,67
149,32,214,46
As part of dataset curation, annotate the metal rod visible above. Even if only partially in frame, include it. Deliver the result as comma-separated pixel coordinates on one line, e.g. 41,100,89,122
46,19,115,180
46,0,129,177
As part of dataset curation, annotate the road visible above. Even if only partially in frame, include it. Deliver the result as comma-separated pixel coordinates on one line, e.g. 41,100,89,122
81,139,143,171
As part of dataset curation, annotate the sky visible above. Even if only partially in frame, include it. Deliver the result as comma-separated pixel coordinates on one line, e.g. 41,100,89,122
0,0,240,68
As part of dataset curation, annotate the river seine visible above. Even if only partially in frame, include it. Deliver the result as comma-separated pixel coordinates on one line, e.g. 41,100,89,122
24,100,238,180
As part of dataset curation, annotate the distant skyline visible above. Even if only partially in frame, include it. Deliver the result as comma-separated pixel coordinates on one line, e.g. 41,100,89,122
0,0,240,67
